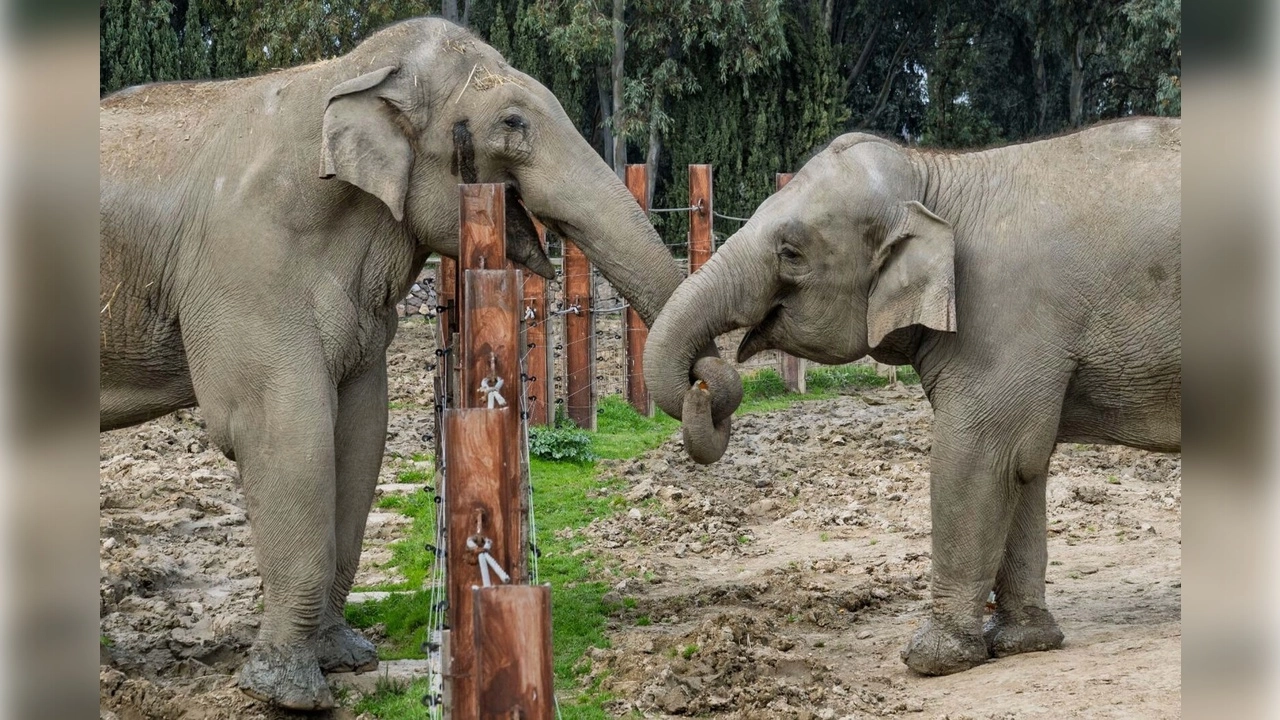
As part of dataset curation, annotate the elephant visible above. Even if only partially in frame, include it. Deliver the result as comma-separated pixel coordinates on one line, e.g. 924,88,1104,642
645,118,1180,675
99,18,732,710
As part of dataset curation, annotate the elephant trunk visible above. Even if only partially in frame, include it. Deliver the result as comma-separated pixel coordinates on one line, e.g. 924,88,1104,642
520,154,741,420
644,232,775,460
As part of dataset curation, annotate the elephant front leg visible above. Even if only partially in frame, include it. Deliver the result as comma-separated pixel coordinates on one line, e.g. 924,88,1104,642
224,390,339,710
984,472,1064,657
314,361,388,674
902,390,1064,676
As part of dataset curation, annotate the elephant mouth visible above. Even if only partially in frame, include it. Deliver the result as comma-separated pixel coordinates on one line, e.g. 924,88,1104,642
737,307,782,363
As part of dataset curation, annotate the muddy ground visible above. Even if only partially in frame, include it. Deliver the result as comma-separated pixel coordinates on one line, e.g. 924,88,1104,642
100,317,1180,719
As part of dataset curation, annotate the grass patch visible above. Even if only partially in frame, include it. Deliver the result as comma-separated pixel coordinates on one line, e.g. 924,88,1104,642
349,374,904,716
345,592,435,661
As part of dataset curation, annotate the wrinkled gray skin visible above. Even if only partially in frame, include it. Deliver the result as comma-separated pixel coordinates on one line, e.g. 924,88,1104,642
100,18,729,710
645,118,1181,676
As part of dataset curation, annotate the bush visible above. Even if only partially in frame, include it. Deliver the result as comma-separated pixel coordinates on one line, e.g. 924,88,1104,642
741,368,788,400
529,425,596,463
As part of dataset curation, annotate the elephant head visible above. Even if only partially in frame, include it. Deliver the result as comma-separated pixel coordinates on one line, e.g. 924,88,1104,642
313,17,735,403
644,134,957,462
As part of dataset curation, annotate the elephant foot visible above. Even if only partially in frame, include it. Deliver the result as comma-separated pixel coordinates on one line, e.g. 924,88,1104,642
237,643,334,711
982,607,1064,658
315,622,379,674
900,619,987,676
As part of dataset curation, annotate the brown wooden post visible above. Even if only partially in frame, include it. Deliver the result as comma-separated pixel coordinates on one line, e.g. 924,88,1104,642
456,183,509,331
437,257,459,416
688,164,713,275
623,164,654,416
473,585,554,720
522,221,554,426
445,408,524,720
774,172,807,394
562,238,596,430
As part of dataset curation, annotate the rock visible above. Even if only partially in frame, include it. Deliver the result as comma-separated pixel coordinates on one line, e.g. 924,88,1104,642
659,686,689,713
788,509,808,521
856,630,873,640
628,508,643,521
626,482,655,503
673,543,687,558
602,590,621,606
657,486,685,501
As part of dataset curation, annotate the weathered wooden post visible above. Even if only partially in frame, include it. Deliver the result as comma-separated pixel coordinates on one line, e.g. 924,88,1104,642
563,238,596,430
688,164,713,275
522,221,554,426
445,183,551,719
774,172,807,394
444,409,524,720
623,164,654,417
473,585,555,719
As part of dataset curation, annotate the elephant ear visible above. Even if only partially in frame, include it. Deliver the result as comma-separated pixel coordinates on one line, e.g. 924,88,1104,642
866,201,957,348
319,66,413,221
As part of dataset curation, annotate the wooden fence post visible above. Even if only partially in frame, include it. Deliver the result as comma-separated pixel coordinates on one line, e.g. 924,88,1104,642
774,172,807,394
473,585,554,719
445,408,524,720
563,239,596,430
522,221,554,426
623,164,654,417
688,164,713,275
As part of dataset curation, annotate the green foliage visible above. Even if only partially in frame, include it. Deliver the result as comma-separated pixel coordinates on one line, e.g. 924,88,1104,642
529,425,596,463
741,368,788,400
344,592,435,660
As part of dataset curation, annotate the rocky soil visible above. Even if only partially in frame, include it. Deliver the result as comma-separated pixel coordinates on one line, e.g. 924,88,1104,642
100,316,1180,719
574,386,1181,719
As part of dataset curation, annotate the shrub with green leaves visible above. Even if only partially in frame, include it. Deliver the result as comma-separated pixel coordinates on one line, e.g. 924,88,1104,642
529,425,596,463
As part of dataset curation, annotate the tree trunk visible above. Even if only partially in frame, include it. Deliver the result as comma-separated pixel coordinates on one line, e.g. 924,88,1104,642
442,0,459,24
611,0,627,178
645,92,663,208
844,18,882,95
1034,34,1048,132
596,65,614,167
1069,30,1085,127
866,36,910,125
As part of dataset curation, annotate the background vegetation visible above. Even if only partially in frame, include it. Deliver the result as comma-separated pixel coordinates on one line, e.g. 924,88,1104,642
100,0,1179,247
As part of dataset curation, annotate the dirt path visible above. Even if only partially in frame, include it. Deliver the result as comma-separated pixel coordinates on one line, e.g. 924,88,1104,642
575,385,1181,719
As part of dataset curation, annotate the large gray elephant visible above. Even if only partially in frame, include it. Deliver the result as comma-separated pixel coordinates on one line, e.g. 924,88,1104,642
100,18,729,710
644,118,1180,676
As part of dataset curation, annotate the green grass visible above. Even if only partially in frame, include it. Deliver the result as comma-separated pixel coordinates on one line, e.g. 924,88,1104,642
346,365,912,717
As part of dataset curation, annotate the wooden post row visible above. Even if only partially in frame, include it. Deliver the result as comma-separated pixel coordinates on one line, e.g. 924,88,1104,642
774,172,807,394
522,221,554,426
688,164,713,275
563,238,596,430
622,165,654,417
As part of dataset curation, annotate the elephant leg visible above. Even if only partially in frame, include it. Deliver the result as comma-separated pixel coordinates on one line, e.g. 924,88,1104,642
315,359,387,674
902,384,1064,676
228,385,338,710
185,326,339,710
984,471,1064,657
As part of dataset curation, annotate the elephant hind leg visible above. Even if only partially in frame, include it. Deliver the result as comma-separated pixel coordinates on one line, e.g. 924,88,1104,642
984,472,1065,657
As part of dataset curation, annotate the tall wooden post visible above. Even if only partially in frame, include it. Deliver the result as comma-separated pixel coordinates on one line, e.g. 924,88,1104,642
473,585,554,719
563,239,596,430
448,184,531,720
774,172,807,394
688,164,713,275
445,409,524,720
623,164,654,416
522,221,554,426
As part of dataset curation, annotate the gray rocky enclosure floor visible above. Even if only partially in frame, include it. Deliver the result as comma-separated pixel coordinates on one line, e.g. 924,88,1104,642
99,318,1180,719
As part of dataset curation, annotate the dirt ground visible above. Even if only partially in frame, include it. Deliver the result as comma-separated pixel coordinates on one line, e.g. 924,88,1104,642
99,317,1180,719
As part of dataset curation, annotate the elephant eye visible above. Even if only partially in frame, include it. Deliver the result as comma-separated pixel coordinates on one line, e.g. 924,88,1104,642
779,245,801,261
502,114,527,130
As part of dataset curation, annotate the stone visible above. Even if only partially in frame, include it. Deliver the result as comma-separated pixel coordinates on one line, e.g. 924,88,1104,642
628,508,643,521
856,630,873,640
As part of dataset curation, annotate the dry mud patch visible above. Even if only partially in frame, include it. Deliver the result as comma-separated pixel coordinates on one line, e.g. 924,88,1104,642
578,385,1181,719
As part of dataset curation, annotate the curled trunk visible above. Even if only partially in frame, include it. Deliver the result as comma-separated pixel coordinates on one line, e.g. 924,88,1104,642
644,233,774,460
